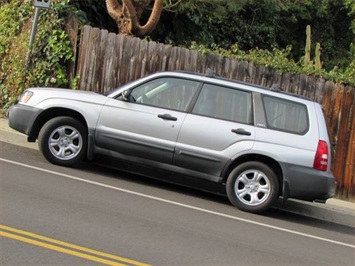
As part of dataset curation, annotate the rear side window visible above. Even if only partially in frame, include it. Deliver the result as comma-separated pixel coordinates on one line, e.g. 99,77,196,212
262,95,309,134
192,84,252,124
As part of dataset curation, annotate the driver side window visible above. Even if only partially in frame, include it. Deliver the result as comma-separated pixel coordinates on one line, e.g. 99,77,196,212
130,78,200,112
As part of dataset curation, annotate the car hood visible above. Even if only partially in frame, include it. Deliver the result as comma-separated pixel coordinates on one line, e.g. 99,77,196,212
23,87,109,106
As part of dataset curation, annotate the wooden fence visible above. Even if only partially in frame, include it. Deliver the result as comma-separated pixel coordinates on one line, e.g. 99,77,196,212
75,26,355,199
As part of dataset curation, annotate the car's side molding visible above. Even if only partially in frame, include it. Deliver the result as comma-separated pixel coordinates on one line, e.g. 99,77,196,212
94,145,222,183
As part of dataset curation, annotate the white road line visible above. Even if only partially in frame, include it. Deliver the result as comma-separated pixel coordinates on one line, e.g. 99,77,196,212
1,157,354,249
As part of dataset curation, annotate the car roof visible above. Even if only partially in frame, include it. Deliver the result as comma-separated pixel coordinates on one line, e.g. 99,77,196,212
154,70,313,102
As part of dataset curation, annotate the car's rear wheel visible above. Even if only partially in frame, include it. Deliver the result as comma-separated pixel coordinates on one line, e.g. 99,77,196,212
226,161,279,213
38,116,87,166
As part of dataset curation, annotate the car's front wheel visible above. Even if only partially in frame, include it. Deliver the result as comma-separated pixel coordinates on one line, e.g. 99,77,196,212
226,162,279,213
38,116,87,166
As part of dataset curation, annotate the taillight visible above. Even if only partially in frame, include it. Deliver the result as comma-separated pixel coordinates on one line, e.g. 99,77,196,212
313,140,328,171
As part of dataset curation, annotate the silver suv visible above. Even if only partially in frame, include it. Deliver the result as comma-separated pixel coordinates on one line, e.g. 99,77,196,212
8,71,336,213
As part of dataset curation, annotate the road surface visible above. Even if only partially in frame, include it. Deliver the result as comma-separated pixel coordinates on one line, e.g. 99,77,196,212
1,141,354,265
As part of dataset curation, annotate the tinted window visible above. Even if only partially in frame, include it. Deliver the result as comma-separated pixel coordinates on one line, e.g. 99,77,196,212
263,95,309,134
130,78,199,111
192,84,252,124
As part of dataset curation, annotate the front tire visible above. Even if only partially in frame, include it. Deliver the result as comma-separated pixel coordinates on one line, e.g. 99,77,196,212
226,161,279,213
38,116,87,166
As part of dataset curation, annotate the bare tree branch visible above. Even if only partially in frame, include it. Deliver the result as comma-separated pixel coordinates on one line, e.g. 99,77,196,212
134,0,164,36
164,0,183,12
106,0,164,37
106,0,122,21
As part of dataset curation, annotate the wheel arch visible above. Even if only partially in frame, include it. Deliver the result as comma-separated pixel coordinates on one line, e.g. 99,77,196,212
28,108,88,141
222,154,284,196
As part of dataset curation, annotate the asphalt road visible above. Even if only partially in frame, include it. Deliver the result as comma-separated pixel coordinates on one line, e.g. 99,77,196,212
1,141,355,266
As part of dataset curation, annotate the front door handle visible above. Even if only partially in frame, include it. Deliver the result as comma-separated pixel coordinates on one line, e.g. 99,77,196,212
158,114,178,121
231,128,251,136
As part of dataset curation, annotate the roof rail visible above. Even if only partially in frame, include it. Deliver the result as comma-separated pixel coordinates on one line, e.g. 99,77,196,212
270,84,284,92
206,68,219,78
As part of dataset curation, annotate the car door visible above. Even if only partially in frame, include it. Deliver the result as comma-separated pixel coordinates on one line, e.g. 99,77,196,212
95,77,200,164
174,83,255,176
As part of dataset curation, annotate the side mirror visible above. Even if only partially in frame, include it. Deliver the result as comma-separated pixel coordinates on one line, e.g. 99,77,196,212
122,89,131,101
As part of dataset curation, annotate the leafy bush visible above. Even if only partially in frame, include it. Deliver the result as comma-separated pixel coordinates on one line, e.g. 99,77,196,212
160,0,354,72
190,42,355,86
0,0,31,108
0,0,81,114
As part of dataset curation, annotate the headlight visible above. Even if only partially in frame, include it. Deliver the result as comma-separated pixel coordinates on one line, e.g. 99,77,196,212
18,91,33,103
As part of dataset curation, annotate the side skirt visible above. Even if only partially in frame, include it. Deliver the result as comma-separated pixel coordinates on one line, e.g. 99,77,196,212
95,146,222,183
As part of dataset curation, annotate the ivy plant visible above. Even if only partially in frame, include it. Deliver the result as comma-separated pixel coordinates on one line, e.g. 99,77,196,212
0,0,81,115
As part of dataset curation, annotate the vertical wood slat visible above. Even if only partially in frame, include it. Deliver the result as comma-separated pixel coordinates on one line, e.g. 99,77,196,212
76,26,91,91
65,14,79,85
346,112,355,196
75,26,355,199
337,87,355,197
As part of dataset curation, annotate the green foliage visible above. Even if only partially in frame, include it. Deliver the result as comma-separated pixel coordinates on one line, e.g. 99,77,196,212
190,41,355,86
0,0,31,110
69,0,116,32
0,0,81,114
28,8,74,87
341,0,355,85
190,42,296,73
156,0,354,71
329,43,355,85
344,0,355,33
0,0,31,59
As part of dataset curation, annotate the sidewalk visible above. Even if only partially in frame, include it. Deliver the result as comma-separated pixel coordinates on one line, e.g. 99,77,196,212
1,118,355,227
0,118,38,149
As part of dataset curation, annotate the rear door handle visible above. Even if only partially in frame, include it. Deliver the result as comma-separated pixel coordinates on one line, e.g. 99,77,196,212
158,114,178,121
231,128,251,136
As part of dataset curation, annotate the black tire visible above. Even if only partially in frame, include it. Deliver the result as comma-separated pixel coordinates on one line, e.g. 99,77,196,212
226,161,279,213
38,116,87,166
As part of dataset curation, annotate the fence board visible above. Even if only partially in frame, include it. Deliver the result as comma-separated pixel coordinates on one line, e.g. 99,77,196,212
314,78,326,103
336,87,355,196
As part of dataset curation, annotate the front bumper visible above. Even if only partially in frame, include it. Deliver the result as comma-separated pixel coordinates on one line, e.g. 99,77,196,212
8,103,41,137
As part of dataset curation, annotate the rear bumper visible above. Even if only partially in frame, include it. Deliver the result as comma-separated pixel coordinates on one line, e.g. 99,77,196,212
8,103,41,136
281,162,336,202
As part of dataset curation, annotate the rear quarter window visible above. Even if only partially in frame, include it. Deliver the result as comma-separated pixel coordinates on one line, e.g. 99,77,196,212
262,95,309,135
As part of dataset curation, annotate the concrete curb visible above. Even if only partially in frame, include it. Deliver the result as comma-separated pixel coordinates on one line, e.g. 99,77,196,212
0,118,38,150
1,118,355,227
273,199,355,228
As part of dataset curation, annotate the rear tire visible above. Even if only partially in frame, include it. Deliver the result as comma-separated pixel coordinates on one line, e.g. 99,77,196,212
38,116,87,166
226,161,279,213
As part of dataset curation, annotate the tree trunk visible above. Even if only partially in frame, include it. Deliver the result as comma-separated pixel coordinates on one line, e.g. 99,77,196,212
106,0,163,37
106,0,132,35
133,0,164,36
